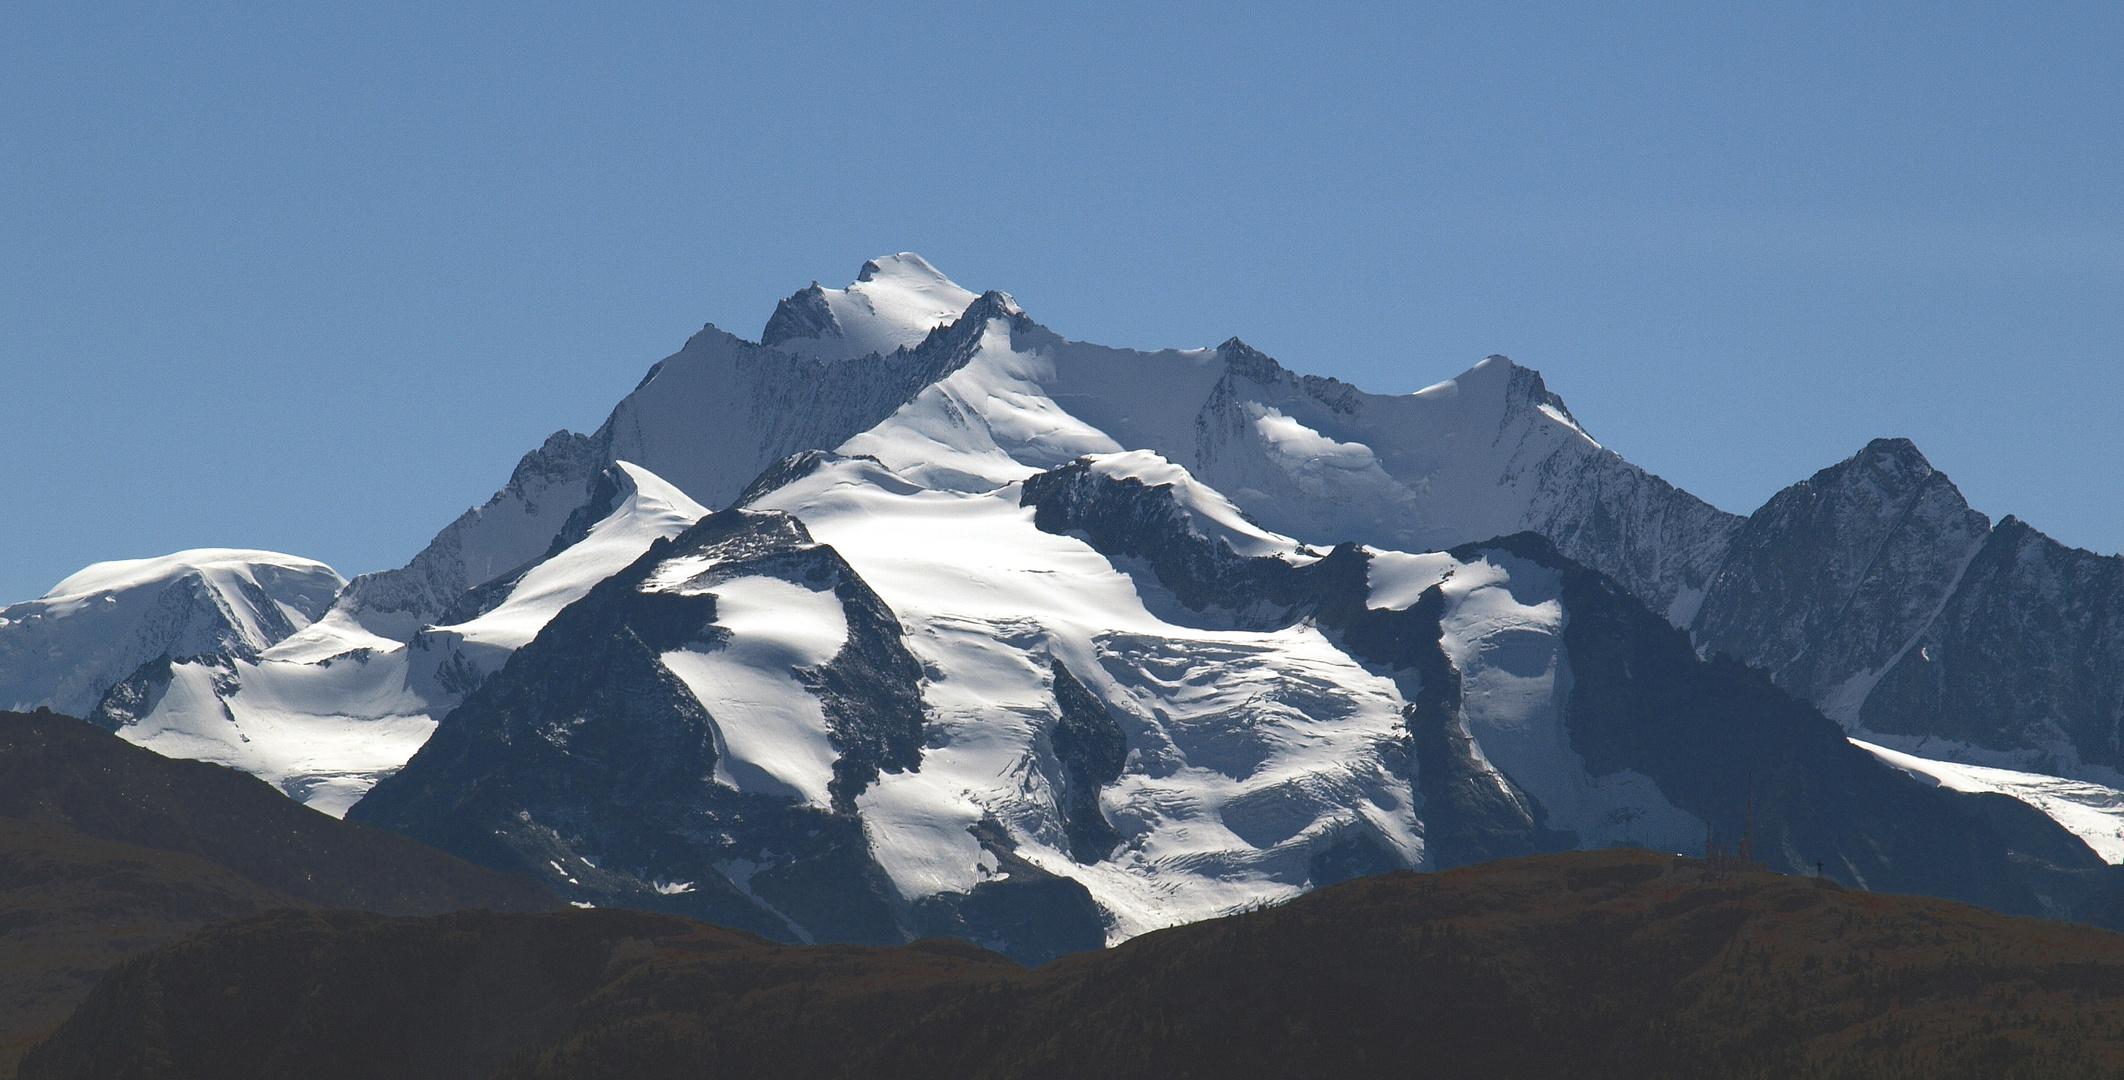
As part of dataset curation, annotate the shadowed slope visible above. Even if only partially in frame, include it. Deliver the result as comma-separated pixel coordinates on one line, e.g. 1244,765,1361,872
0,818,305,1076
0,710,559,1075
0,711,557,914
31,849,2124,1080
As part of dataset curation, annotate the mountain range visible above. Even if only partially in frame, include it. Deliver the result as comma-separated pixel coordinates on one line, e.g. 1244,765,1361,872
5,253,2121,961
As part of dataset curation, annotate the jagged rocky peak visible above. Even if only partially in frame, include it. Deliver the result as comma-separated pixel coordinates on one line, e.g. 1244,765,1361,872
330,428,608,640
0,549,344,717
1690,435,1991,717
908,288,1034,358
760,282,840,348
1214,337,1367,417
758,253,980,362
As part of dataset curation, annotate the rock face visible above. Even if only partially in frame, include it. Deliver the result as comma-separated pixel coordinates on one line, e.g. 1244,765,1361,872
1690,438,1992,718
1862,517,2124,774
1184,341,1745,625
1681,438,2124,784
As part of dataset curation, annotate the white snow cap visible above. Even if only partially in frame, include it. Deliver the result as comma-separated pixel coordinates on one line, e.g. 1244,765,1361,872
768,253,980,362
1,548,345,717
41,549,340,605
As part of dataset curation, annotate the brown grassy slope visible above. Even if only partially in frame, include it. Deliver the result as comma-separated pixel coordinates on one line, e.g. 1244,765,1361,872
0,711,556,913
29,848,2124,1079
0,818,306,1076
0,710,559,1076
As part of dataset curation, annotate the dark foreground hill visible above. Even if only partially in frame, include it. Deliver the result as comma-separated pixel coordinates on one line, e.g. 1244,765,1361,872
28,848,2124,1080
0,711,558,1075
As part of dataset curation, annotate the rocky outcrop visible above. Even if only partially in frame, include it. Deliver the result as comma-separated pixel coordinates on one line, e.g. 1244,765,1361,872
1468,533,2102,916
1862,517,2124,772
351,509,914,944
333,430,607,637
760,282,842,348
1680,438,2124,782
1189,342,1744,623
1690,438,1991,716
1046,660,1127,863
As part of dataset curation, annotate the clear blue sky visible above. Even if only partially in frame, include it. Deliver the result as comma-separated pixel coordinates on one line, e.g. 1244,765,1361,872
4,2,2119,602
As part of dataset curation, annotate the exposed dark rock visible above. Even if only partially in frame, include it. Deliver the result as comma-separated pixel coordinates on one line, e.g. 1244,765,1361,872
350,508,917,948
1691,437,1992,711
1047,660,1127,863
1465,532,2109,919
1861,516,2124,768
760,281,843,348
804,553,927,814
1019,457,1313,619
1216,337,1367,416
1388,586,1577,867
84,653,179,731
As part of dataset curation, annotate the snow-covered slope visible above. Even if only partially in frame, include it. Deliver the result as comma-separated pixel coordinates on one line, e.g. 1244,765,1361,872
1856,738,2124,865
0,550,342,717
89,463,707,815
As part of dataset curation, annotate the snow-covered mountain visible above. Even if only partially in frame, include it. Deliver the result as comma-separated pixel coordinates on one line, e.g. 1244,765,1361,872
72,256,1739,810
90,463,706,815
347,265,2119,957
330,255,1741,639
11,252,2123,958
0,550,342,717
354,441,2104,963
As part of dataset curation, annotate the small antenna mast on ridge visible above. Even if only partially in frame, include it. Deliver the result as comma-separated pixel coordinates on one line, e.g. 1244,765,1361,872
1741,772,1755,866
